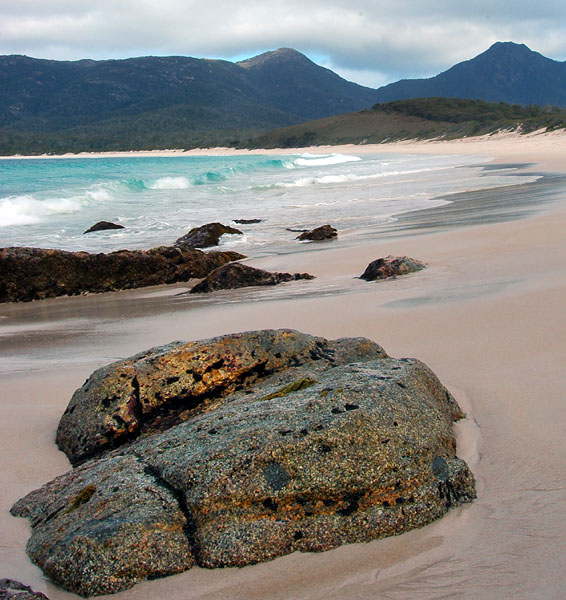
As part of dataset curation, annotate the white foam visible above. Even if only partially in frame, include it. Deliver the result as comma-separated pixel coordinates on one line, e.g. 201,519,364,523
0,195,85,227
147,177,191,190
294,153,362,166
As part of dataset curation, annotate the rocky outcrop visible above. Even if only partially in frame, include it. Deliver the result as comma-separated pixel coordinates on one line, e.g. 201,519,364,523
297,225,337,241
360,256,426,281
175,222,243,248
13,330,476,596
190,263,315,294
0,579,49,600
83,221,125,234
0,246,244,303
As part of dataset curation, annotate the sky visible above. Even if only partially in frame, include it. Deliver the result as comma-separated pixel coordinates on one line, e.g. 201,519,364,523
1,0,565,88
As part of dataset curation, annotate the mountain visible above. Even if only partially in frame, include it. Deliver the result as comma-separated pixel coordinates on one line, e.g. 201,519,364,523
373,42,566,107
237,48,377,120
0,49,377,153
1,42,565,154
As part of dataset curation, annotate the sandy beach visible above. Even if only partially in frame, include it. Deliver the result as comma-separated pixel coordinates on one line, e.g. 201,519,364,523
1,132,566,599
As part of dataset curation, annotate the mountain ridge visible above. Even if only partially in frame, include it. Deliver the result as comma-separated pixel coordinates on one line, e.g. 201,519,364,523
1,42,565,154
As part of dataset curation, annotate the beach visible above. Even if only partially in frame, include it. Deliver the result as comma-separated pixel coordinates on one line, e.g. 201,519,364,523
1,131,566,599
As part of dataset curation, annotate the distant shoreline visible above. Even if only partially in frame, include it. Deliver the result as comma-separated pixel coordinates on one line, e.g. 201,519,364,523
1,129,564,172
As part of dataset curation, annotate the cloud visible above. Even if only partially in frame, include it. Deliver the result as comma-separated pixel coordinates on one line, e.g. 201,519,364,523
1,1,565,87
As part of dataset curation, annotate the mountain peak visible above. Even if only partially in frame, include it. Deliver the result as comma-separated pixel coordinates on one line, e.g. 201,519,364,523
237,48,309,69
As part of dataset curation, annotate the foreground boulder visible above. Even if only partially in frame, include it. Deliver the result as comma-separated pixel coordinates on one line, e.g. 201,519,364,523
360,256,427,281
13,330,475,596
297,224,337,241
0,579,49,600
175,222,243,248
83,221,125,234
0,246,244,303
190,263,315,294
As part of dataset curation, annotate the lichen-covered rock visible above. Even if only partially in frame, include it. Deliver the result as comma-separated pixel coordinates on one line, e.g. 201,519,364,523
297,224,337,241
14,330,476,596
0,246,244,303
56,330,385,466
83,221,125,234
360,256,426,281
10,455,193,597
190,262,315,294
175,222,242,248
0,579,49,600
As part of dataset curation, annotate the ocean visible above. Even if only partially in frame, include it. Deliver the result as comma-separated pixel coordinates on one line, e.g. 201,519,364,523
0,151,541,256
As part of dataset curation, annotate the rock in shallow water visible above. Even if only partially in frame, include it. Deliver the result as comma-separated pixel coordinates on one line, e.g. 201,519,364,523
175,222,242,249
83,221,125,234
360,255,426,281
296,224,338,241
190,262,315,294
12,330,476,596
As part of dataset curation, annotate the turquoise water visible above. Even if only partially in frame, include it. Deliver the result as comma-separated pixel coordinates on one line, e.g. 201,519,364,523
0,152,540,255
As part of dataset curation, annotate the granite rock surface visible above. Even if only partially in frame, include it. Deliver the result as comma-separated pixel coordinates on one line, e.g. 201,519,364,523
0,579,49,600
13,330,476,596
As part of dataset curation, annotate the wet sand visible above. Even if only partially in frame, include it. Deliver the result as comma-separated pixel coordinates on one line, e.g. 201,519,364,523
1,133,566,599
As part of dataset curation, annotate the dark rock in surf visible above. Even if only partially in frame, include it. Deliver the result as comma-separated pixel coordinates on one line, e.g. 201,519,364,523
0,579,49,600
189,262,314,294
83,221,125,234
175,222,243,249
296,224,337,241
360,256,427,281
0,246,245,303
14,329,476,596
233,218,263,224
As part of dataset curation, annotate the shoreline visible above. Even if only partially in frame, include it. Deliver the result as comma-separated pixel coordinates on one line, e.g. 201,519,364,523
1,134,566,598
1,128,565,170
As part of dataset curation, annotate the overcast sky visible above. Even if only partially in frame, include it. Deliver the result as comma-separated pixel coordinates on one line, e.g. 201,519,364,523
2,0,565,88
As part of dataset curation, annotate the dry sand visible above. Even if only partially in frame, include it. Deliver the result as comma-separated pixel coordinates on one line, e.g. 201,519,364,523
1,132,566,599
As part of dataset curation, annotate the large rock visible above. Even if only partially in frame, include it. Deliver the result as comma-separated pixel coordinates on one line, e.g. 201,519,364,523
13,330,476,596
0,579,49,600
175,222,243,248
360,256,426,281
0,246,244,303
83,221,125,234
297,224,337,241
10,455,193,597
190,263,315,294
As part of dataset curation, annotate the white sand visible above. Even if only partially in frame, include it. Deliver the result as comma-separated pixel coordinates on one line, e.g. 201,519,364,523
1,132,565,599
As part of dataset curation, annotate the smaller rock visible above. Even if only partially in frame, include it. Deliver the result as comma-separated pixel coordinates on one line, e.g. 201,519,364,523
360,256,426,281
286,227,308,233
233,219,262,224
0,579,49,599
84,221,125,234
190,262,314,294
297,225,337,241
175,223,243,248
